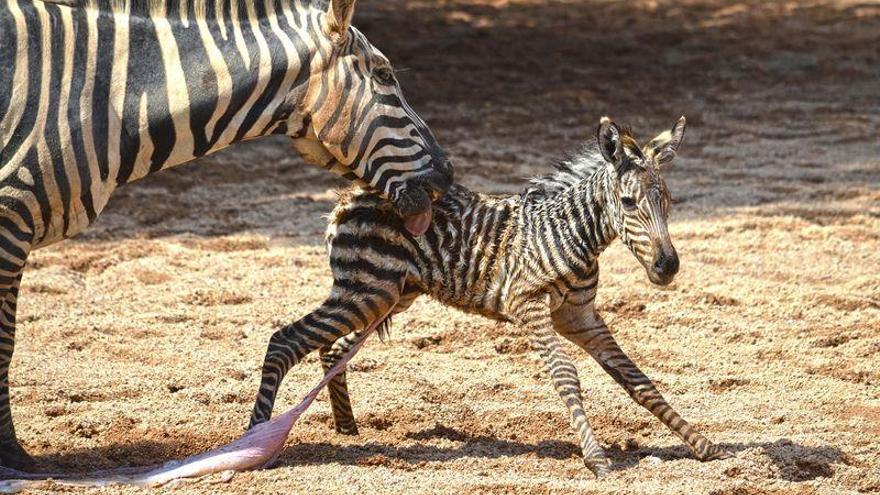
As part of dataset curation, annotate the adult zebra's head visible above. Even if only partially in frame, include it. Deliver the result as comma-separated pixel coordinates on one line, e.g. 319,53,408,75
597,117,686,286
292,0,453,235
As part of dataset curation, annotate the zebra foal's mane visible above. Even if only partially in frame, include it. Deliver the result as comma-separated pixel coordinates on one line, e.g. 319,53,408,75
524,144,605,200
525,124,643,200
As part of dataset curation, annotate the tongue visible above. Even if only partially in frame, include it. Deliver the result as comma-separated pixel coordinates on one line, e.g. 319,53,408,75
404,209,433,236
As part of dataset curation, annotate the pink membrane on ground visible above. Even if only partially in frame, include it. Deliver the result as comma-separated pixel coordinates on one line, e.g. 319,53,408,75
0,310,388,493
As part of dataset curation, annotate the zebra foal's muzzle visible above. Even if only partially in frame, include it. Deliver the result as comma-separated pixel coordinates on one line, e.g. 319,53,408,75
648,247,679,286
394,158,454,236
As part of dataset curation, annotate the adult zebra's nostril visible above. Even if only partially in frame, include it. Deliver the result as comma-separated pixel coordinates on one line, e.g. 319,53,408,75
423,159,454,199
395,184,432,218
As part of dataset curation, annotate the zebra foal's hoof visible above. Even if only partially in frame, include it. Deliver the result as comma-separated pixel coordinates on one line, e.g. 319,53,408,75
698,444,735,462
585,456,612,478
334,422,359,436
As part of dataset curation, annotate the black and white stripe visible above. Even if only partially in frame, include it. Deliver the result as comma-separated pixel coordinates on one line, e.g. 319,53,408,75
0,0,452,468
251,117,732,476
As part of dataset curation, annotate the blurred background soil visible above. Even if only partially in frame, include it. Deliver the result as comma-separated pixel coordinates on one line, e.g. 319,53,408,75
10,0,880,493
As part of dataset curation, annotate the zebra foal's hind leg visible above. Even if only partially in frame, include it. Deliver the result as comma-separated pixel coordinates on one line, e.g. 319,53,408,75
319,287,420,435
0,228,33,469
552,292,733,463
319,333,361,435
248,280,402,429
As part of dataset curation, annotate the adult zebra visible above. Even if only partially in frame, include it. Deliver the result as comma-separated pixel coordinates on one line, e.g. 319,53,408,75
0,0,453,468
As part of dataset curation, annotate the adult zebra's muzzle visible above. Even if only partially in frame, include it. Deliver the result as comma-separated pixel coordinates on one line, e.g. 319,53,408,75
394,159,454,236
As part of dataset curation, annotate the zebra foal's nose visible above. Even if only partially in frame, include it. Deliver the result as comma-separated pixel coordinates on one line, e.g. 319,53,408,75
652,251,679,278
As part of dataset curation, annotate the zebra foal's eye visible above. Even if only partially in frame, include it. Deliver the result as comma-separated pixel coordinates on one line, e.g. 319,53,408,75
373,67,396,85
620,197,638,210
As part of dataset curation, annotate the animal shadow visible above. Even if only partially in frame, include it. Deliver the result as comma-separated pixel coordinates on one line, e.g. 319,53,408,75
12,427,846,484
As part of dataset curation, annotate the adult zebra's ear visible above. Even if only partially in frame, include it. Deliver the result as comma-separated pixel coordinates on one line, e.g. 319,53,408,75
597,116,624,165
646,116,686,166
326,0,357,40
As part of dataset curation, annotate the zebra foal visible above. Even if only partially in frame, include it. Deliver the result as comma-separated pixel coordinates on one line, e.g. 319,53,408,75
251,116,733,475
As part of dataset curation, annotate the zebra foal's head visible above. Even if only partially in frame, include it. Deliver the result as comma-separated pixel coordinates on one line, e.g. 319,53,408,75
293,0,453,235
597,116,686,286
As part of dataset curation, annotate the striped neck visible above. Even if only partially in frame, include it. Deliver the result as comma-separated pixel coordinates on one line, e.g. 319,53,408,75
521,165,618,274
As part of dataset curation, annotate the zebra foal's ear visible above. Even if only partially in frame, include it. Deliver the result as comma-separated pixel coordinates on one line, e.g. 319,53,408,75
327,0,357,39
597,116,623,164
645,116,686,166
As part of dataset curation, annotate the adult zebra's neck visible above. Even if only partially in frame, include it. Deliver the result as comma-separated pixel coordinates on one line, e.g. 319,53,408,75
103,0,321,186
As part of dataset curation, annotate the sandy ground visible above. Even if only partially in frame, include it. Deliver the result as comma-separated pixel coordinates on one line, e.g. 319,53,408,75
6,0,880,493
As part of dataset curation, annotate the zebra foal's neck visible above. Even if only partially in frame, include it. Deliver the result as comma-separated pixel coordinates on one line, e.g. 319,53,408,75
521,161,617,263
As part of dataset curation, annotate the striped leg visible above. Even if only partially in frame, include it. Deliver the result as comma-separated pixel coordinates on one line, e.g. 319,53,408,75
319,332,360,435
319,287,421,435
519,302,610,477
248,282,401,429
0,233,32,469
552,293,732,462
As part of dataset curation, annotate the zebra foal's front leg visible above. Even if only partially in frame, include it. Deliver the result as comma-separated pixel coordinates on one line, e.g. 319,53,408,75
517,301,611,477
552,292,732,462
249,282,401,429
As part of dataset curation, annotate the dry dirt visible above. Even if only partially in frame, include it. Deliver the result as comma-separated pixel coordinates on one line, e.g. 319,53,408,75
7,0,880,493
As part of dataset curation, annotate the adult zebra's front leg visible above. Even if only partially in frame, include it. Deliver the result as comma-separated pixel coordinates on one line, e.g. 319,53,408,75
551,290,732,462
517,301,610,477
249,281,402,429
0,235,32,469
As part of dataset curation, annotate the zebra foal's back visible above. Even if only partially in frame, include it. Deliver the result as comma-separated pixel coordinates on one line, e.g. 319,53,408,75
326,184,518,317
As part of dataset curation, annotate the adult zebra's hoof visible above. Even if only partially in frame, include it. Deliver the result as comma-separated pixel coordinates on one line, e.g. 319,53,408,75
0,441,35,473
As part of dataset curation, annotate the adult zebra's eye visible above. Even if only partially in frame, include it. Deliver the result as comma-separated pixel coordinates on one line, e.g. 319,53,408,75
621,197,638,210
373,67,396,85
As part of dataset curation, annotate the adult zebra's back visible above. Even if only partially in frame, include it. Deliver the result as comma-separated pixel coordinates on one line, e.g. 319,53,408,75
0,0,453,468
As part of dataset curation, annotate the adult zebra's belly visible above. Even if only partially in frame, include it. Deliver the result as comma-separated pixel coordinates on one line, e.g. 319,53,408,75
0,156,117,250
33,199,94,249
31,177,115,249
